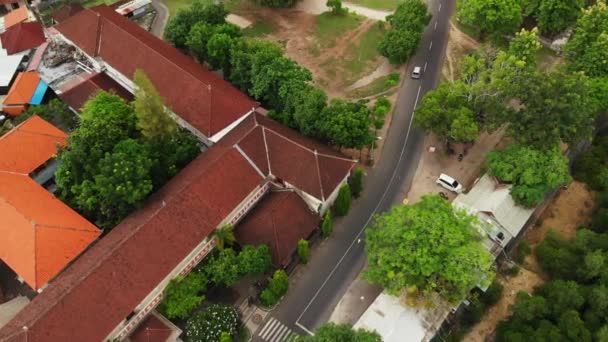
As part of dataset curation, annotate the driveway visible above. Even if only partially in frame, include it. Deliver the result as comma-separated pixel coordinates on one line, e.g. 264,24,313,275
252,0,456,340
150,0,169,38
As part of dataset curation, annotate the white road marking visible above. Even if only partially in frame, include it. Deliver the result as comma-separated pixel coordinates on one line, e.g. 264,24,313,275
424,62,428,72
439,3,442,11
295,67,424,334
259,318,297,342
429,41,433,50
434,21,437,30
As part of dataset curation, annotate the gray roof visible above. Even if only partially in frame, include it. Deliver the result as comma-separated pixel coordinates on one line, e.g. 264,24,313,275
453,174,534,239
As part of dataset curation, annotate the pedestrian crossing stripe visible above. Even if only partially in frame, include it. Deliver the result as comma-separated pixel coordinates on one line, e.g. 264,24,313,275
258,317,299,342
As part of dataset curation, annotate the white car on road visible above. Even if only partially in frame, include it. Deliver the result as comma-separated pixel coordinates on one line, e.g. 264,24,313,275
436,173,463,193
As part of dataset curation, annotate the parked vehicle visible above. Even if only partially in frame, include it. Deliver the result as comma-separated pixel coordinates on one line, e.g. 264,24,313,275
436,173,463,193
411,66,422,79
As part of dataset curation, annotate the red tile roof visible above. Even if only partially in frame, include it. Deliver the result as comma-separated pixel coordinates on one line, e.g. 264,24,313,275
50,4,84,24
129,313,173,342
59,72,133,111
2,7,28,29
0,145,264,341
0,22,45,55
236,191,320,267
3,72,40,106
55,6,258,137
0,116,100,290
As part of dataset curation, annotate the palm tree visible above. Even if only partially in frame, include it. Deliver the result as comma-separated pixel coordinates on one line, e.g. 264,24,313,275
212,224,236,251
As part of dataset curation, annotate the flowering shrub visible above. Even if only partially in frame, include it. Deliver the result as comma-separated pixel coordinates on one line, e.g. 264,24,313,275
186,304,238,342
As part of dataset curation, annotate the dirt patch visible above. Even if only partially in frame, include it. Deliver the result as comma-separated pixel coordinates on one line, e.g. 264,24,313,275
442,21,480,82
235,3,383,97
464,269,545,342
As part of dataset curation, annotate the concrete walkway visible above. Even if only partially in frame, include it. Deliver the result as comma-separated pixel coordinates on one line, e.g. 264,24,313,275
296,0,392,20
150,0,169,38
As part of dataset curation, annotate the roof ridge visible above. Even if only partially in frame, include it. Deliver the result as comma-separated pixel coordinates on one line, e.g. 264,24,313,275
313,150,325,201
261,127,272,176
234,144,266,179
34,223,100,234
263,127,354,163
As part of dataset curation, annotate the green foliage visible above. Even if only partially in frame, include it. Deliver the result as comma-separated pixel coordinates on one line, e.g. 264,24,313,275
252,0,296,8
321,211,333,238
565,1,608,77
213,225,236,251
457,0,522,38
296,322,382,342
482,280,504,306
219,331,232,342
386,72,400,87
205,248,242,287
326,0,345,15
507,265,520,276
238,245,272,274
186,304,238,342
133,69,178,142
18,99,77,131
574,133,608,191
515,241,532,263
334,184,352,216
318,99,374,149
165,0,228,49
488,144,571,207
186,23,241,67
297,239,310,264
364,195,494,303
349,168,365,198
207,33,237,72
160,272,207,319
535,0,584,36
371,97,391,130
261,270,289,307
378,0,431,65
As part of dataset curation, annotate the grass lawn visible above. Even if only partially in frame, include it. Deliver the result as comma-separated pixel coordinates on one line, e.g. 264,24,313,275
314,12,363,47
342,22,385,83
243,21,275,37
346,0,401,11
348,72,399,98
164,0,196,15
82,0,116,8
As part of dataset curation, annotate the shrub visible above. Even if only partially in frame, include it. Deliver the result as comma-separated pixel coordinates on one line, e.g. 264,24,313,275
508,265,520,277
260,288,279,307
220,331,232,342
462,300,486,327
515,241,532,264
321,211,333,238
326,0,345,15
597,191,608,208
297,239,310,264
334,184,352,216
159,272,207,319
269,270,289,297
186,304,238,342
481,280,504,306
349,168,364,198
591,208,608,233
385,72,400,87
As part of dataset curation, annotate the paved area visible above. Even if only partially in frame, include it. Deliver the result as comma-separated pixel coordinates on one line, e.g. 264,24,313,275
252,0,455,340
296,0,391,20
257,317,298,342
150,0,169,38
227,13,252,28
328,272,382,325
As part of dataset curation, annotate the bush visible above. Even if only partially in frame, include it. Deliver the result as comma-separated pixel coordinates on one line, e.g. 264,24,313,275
297,239,310,264
515,241,532,263
321,211,333,238
326,0,345,14
385,72,400,87
334,184,352,216
591,208,608,233
462,300,486,327
269,270,289,297
260,288,279,307
597,191,608,208
481,280,504,306
349,168,364,198
160,272,207,319
508,265,520,277
186,304,238,342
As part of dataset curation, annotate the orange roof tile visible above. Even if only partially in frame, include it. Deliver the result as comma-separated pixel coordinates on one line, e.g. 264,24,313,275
0,116,100,289
3,7,28,29
3,71,40,106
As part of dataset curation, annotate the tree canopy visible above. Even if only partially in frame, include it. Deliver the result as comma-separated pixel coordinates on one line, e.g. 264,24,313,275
165,1,228,49
534,0,585,36
133,69,178,142
565,1,608,77
488,144,571,207
364,195,494,303
296,323,382,342
457,0,523,38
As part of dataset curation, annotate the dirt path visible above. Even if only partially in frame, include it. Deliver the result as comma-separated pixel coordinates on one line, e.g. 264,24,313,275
442,21,479,81
296,0,392,20
464,181,596,341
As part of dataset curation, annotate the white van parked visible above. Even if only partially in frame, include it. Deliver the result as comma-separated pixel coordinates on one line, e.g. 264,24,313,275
436,173,463,193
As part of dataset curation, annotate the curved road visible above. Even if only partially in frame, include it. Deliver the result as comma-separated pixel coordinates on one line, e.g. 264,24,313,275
254,0,455,339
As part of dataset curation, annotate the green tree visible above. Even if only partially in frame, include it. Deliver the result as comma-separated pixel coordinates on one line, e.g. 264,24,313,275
558,310,592,342
220,332,232,342
165,1,228,49
72,139,154,227
565,1,608,77
510,291,549,322
507,71,596,149
364,195,494,303
133,69,178,142
212,224,236,251
186,22,215,62
334,184,352,216
457,0,523,38
378,0,430,65
160,272,207,319
207,33,236,72
321,211,333,238
535,0,584,36
228,39,283,93
205,248,242,287
349,168,364,198
326,0,344,15
237,245,272,274
186,304,238,342
268,270,289,297
274,79,327,131
537,280,585,314
297,239,310,264
297,323,382,342
488,144,571,207
506,27,542,71
18,98,77,130
318,99,374,149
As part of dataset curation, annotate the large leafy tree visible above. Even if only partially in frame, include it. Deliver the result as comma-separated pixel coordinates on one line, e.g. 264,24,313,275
535,0,585,36
165,0,228,49
378,0,431,65
133,69,178,142
228,39,283,93
186,23,241,65
73,139,155,227
565,1,608,77
160,272,208,319
55,92,137,203
364,195,494,303
318,99,374,149
488,144,571,207
507,70,596,149
297,323,382,342
457,0,523,38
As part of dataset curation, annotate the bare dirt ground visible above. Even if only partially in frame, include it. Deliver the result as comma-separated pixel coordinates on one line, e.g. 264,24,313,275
464,181,596,341
441,21,479,82
235,3,383,98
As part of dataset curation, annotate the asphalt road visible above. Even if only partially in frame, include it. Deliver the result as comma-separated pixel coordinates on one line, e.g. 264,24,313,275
254,0,455,339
